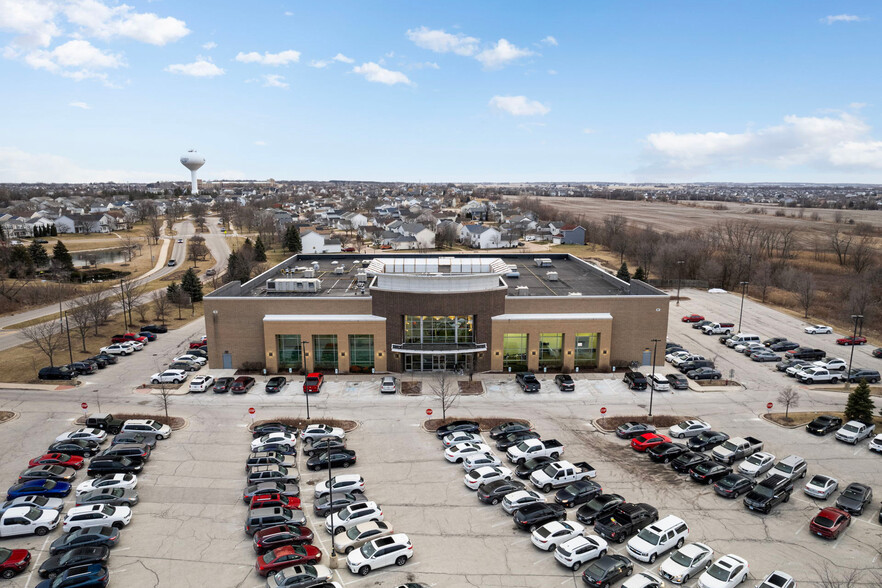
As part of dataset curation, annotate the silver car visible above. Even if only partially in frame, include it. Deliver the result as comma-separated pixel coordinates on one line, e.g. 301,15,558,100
379,377,399,394
75,488,139,508
0,495,64,514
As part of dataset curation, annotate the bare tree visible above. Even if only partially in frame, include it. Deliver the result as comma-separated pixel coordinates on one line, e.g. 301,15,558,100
849,236,875,274
82,287,113,335
115,278,144,330
830,229,853,266
170,288,190,320
155,381,173,419
152,290,169,325
146,216,164,246
134,303,150,323
791,273,816,318
120,234,139,262
21,320,66,367
188,236,209,262
429,370,460,420
813,563,862,588
66,302,92,352
752,261,774,303
777,386,800,420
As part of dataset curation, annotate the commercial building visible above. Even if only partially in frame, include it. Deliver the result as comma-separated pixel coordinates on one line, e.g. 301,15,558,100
203,253,669,374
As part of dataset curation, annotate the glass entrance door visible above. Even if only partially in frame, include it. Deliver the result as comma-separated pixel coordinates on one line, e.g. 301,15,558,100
432,354,447,371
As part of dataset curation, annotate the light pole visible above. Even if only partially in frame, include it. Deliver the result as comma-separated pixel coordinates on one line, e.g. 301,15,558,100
328,457,336,560
301,340,310,421
845,314,863,390
676,261,685,306
649,339,660,417
737,281,750,334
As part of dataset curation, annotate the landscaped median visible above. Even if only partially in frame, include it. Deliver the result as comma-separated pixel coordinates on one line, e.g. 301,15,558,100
249,417,359,433
593,415,691,433
762,411,882,429
423,416,531,433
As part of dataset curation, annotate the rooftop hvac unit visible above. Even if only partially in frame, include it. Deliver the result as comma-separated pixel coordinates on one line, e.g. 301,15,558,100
356,271,367,285
535,258,553,267
546,271,559,281
360,260,371,267
293,266,307,272
516,286,530,296
266,278,322,293
311,261,320,270
568,292,582,296
333,265,345,275
303,269,315,278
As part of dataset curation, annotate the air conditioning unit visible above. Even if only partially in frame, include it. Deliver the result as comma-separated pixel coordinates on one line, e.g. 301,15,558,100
303,269,315,278
266,278,322,293
546,271,559,281
516,286,529,296
334,265,345,275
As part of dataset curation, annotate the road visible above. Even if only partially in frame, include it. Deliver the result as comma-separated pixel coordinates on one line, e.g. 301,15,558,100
0,218,231,352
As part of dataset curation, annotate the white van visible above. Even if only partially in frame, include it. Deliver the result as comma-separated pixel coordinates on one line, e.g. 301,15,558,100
626,514,688,563
725,334,761,348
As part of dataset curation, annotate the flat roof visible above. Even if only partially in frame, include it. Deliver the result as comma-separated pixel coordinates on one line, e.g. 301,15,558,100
211,253,665,299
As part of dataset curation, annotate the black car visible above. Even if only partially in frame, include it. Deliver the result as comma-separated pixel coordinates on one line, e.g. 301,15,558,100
623,371,648,390
265,377,287,393
847,369,881,384
689,462,732,485
679,360,715,374
687,431,730,452
313,491,365,516
111,433,156,449
713,474,756,498
806,415,843,436
515,372,541,392
213,377,234,393
687,368,722,381
140,325,168,334
873,348,882,358
86,357,107,369
97,444,149,464
692,320,712,330
48,440,99,458
252,423,298,439
665,341,682,350
615,422,656,439
647,442,688,463
302,438,346,457
48,527,119,556
489,421,531,440
554,374,575,391
555,480,602,508
92,354,118,365
86,456,143,476
576,493,625,525
18,465,76,483
515,456,556,479
835,483,873,516
581,554,633,586
477,479,525,505
513,502,566,531
188,348,208,358
306,450,356,471
38,366,76,381
253,443,297,456
743,474,793,514
68,362,96,375
671,452,710,474
787,347,826,361
435,420,480,439
763,337,787,347
39,546,109,579
776,358,807,372
770,341,800,352
495,430,541,451
665,373,689,390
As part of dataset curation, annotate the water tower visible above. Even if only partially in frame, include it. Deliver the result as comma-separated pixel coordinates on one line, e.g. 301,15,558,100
180,149,205,194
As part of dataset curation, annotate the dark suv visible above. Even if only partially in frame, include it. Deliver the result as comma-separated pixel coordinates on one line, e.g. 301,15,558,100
515,372,540,393
743,474,793,514
213,377,234,393
623,371,648,390
39,366,76,380
679,359,714,374
554,374,575,391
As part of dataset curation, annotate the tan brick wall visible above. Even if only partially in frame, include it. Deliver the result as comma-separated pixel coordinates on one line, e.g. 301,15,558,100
261,319,387,373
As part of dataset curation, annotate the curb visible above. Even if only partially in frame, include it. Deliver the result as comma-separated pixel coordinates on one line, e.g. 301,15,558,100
759,413,805,429
589,419,613,435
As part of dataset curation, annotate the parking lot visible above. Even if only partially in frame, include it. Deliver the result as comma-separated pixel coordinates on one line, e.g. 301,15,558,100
0,288,880,587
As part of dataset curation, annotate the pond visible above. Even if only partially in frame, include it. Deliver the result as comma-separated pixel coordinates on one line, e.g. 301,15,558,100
72,247,135,268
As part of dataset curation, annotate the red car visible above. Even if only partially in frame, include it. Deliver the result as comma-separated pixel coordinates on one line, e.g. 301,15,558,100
303,373,324,394
255,544,322,577
810,507,851,539
837,336,867,346
231,376,256,394
681,314,705,323
630,433,671,452
250,492,302,511
27,453,85,470
189,342,207,349
0,548,30,579
252,525,314,554
111,333,147,344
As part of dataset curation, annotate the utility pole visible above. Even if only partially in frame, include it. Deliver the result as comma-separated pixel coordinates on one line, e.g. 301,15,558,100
845,315,863,390
676,260,684,306
737,281,750,333
649,338,660,417
64,312,73,364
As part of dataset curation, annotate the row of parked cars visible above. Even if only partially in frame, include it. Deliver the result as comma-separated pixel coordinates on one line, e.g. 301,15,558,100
0,414,170,586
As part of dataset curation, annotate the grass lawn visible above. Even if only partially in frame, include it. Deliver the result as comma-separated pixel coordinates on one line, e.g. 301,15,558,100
767,411,882,427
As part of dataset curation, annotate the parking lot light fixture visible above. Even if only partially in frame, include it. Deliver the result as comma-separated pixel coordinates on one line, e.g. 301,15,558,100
845,314,864,390
649,338,660,418
737,281,750,333
676,261,685,306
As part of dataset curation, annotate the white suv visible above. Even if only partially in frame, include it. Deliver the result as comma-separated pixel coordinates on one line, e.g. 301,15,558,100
120,419,171,440
62,504,132,532
326,501,383,535
346,533,413,576
314,474,364,498
0,506,60,537
554,534,608,571
626,515,688,563
462,453,501,472
150,370,186,384
189,375,214,392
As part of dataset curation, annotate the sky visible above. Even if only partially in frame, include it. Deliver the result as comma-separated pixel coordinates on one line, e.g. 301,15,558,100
1,1,882,184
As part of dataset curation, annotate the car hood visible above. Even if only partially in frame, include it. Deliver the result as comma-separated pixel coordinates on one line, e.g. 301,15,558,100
836,495,864,508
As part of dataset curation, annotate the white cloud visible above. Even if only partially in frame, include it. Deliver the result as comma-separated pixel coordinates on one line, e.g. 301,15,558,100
235,50,300,66
583,128,596,134
165,58,224,77
202,41,217,50
406,26,479,56
547,69,558,75
22,40,124,82
62,0,190,46
352,62,412,85
69,101,90,109
0,0,60,47
489,95,550,116
642,112,882,173
540,35,558,46
284,11,293,17
849,102,867,110
475,39,534,69
309,59,330,68
333,53,354,64
0,145,164,182
410,61,439,70
262,74,288,88
254,140,267,146
821,14,863,24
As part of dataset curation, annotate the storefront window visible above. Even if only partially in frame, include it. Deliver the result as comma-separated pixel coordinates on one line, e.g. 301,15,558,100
503,333,528,371
348,334,374,373
538,333,563,369
403,316,475,345
276,334,302,370
574,333,599,368
312,334,338,370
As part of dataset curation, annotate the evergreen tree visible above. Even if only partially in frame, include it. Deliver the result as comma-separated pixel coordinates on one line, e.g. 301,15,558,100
28,241,49,267
52,240,74,270
7,245,34,278
181,268,203,302
0,224,6,241
226,251,251,283
284,225,302,253
844,380,875,423
50,224,58,236
616,262,631,283
167,281,180,298
633,266,646,281
254,235,267,262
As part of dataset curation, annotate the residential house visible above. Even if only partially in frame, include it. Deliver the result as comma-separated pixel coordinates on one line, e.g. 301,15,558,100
560,225,586,245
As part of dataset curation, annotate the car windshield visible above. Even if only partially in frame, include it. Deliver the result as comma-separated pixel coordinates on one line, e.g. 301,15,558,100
584,498,605,511
636,528,661,545
346,526,363,539
842,424,859,433
24,507,41,521
670,550,695,566
745,454,764,465
776,464,793,473
361,542,377,558
752,485,775,498
809,476,829,486
707,564,732,581
813,516,835,528
843,487,863,498
718,477,738,488
535,526,552,538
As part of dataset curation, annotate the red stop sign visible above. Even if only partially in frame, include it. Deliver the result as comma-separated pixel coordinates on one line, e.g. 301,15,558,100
766,402,773,410
426,409,433,416
600,407,607,415
81,402,87,410
248,407,255,415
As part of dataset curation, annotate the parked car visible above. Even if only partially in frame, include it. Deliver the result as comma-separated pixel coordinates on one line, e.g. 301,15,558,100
576,493,626,525
770,341,800,352
301,423,345,445
313,492,366,517
671,452,710,474
306,450,356,471
873,347,882,358
737,452,776,478
489,422,531,440
150,370,186,384
243,483,301,505
692,319,713,330
515,456,555,479
140,325,167,334
442,431,482,448
333,521,394,555
810,507,851,539
669,420,711,439
743,475,793,514
806,415,843,436
0,495,64,514
615,422,657,439
62,505,131,533
554,374,575,391
515,372,541,392
68,362,95,375
86,456,143,477
169,361,199,373
804,475,839,499
252,525,314,554
687,431,729,452
38,366,76,381
231,376,256,394
18,465,77,484
631,433,671,452
756,571,795,588
75,474,137,497
531,520,584,552
846,368,881,384
37,546,109,579
687,367,722,380
378,376,398,394
0,547,31,579
513,502,566,531
813,357,847,372
804,324,833,334
768,455,807,482
750,350,779,362
623,371,648,390
213,377,234,393
303,373,324,393
647,442,688,463
56,429,106,445
555,480,602,508
658,542,714,584
28,454,84,470
48,527,119,556
444,442,491,463
713,474,755,498
648,374,670,391
435,420,479,439
189,375,214,392
698,554,749,588
33,564,108,588
835,421,875,444
666,373,689,390
835,482,873,515
302,438,346,457
554,534,608,571
681,314,705,323
580,554,634,586
689,462,732,485
837,336,867,345
501,489,545,514
464,466,512,490
326,501,383,535
255,545,323,577
265,564,332,587
495,430,541,451
6,480,70,500
118,419,170,440
345,533,412,577
476,479,525,505
0,507,60,537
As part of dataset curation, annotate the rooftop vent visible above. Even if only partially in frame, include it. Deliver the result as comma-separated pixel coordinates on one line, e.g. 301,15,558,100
516,286,530,296
546,271,559,281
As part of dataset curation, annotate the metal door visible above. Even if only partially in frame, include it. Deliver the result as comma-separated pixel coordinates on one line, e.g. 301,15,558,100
642,350,652,366
222,353,233,369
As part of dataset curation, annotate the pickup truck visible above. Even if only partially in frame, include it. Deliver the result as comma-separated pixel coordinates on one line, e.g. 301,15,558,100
712,436,763,464
507,439,564,465
786,347,826,361
702,322,735,335
594,503,659,544
84,413,125,435
835,421,876,444
303,373,324,393
515,372,540,393
530,460,596,493
795,367,841,385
